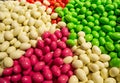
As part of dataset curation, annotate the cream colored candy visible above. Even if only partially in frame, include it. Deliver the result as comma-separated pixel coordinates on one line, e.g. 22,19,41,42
28,18,35,26
20,43,31,50
104,62,109,67
23,26,30,32
116,74,120,82
100,68,108,79
13,27,22,36
92,74,103,83
68,75,79,83
29,30,38,39
63,56,73,64
43,0,50,6
82,66,89,75
75,68,87,81
51,13,58,19
73,55,78,61
0,23,5,31
3,18,13,25
0,33,4,43
89,54,99,62
14,41,21,48
100,54,111,62
31,10,41,19
87,80,94,83
92,46,101,55
5,25,11,31
81,42,92,50
7,46,16,54
0,41,10,52
57,21,66,27
3,57,13,68
95,61,105,69
71,45,77,52
17,15,26,24
11,12,19,20
72,60,83,68
109,67,119,77
104,78,116,83
78,31,85,37
10,50,25,59
86,49,92,55
78,37,86,44
88,63,99,72
0,12,5,20
4,31,14,41
49,24,57,34
30,40,37,47
0,68,3,76
79,54,90,65
10,38,17,45
0,52,8,60
18,34,29,43
34,20,43,28
11,20,20,29
75,49,85,55
46,8,52,14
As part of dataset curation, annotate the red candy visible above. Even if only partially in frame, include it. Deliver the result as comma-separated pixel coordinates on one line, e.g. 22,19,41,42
50,34,57,41
0,78,10,83
3,68,13,76
57,75,68,83
44,52,53,63
25,48,34,57
53,48,62,58
21,76,32,83
34,61,45,71
34,48,43,57
42,31,51,39
32,72,44,83
54,30,62,39
62,48,73,57
42,68,52,80
53,58,63,66
61,64,71,74
57,41,66,49
13,65,21,74
61,27,69,37
44,38,52,45
50,41,57,51
51,65,61,77
30,54,38,66
11,74,21,82
37,40,44,49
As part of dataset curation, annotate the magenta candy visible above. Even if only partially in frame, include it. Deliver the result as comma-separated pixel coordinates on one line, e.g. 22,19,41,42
11,74,21,82
0,78,10,83
61,64,70,74
47,59,53,66
53,58,63,66
34,61,45,71
61,37,67,42
13,65,21,74
62,48,73,57
30,54,38,66
4,76,11,81
43,46,50,54
23,67,32,75
67,71,73,77
3,68,13,76
34,48,43,57
37,40,44,49
32,72,44,83
21,76,32,83
14,60,19,66
43,81,53,83
43,68,52,80
57,75,68,83
44,38,52,45
42,31,51,39
54,30,62,39
20,57,31,70
50,34,57,41
25,48,34,57
44,52,53,63
61,27,69,37
57,41,66,49
29,71,35,77
51,65,61,77
53,48,62,58
50,41,57,51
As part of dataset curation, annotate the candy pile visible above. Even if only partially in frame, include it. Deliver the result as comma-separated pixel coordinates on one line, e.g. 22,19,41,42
0,0,120,83
56,0,120,67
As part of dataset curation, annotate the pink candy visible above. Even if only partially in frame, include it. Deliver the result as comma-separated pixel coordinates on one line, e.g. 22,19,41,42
34,61,45,71
53,48,62,58
13,65,21,74
25,48,34,57
57,75,68,83
21,76,32,83
51,65,61,77
62,48,73,57
55,30,62,39
11,74,21,82
32,72,44,83
3,68,13,76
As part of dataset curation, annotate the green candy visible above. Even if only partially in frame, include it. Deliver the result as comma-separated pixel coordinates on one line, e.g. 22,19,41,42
67,22,75,30
99,30,106,37
69,0,75,5
65,15,72,22
70,29,75,33
84,1,91,8
117,17,120,23
115,9,120,16
66,3,74,8
92,38,99,46
99,37,106,45
105,42,115,51
102,12,108,17
75,25,83,32
68,32,77,39
86,11,92,16
63,8,68,15
105,35,113,43
109,52,117,59
71,17,78,23
92,31,99,38
55,7,62,13
108,11,114,15
82,19,88,25
115,44,120,52
72,12,77,17
85,34,93,42
108,15,116,21
58,11,64,17
87,16,95,22
115,26,120,32
80,7,87,14
102,25,112,32
109,21,116,27
76,8,80,13
66,39,76,46
100,17,109,24
93,14,100,19
110,32,120,40
90,4,97,10
83,26,91,34
77,15,85,21
117,52,120,58
70,8,75,12
97,5,105,13
110,58,120,67
105,4,114,11
87,22,94,28
93,26,101,31
77,2,84,8
94,20,100,25
100,46,108,54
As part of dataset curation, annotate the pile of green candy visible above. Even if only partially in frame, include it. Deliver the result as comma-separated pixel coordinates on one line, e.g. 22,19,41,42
55,0,120,67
